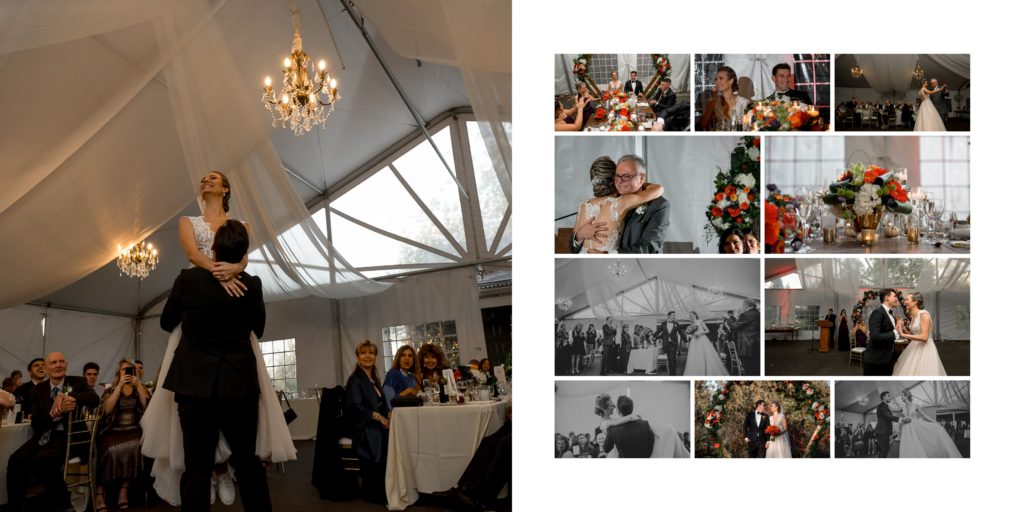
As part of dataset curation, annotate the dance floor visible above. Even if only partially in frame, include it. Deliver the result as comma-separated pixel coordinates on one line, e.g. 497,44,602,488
837,118,969,132
765,339,970,376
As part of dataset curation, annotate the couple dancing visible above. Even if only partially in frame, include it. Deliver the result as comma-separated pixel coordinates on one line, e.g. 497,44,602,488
655,311,729,376
141,171,296,510
593,393,688,458
571,155,669,254
875,389,961,458
863,289,947,376
743,399,792,458
914,78,949,132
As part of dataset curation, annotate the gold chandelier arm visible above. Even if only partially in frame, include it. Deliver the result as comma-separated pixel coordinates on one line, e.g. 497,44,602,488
290,0,303,53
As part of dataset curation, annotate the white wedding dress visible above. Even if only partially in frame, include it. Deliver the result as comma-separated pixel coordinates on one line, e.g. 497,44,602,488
914,89,946,131
682,320,730,376
765,413,793,458
897,401,961,458
140,216,297,505
650,423,689,458
892,310,947,376
580,197,624,253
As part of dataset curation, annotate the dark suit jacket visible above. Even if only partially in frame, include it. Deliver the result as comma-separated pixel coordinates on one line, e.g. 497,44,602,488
30,375,99,442
160,268,266,400
875,402,896,438
604,419,654,458
769,88,812,105
929,88,949,113
864,307,897,366
654,320,682,350
619,197,670,254
650,88,677,114
601,324,617,347
657,100,691,131
623,79,643,96
743,411,768,445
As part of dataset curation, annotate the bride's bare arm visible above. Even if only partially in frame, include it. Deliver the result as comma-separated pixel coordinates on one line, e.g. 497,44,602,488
779,416,788,434
902,312,932,342
616,183,664,211
178,217,248,297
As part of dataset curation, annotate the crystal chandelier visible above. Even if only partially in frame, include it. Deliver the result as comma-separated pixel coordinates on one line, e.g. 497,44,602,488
261,1,339,136
116,242,159,279
850,65,863,78
608,261,629,278
912,64,925,80
557,298,573,312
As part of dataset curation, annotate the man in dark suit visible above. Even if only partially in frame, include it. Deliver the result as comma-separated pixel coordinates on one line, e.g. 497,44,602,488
160,220,271,512
928,78,949,121
864,289,903,376
623,70,643,96
732,299,760,375
874,391,907,458
743,399,769,458
652,99,691,132
766,63,812,105
824,308,837,350
649,78,676,118
603,396,654,458
13,357,46,406
571,155,670,254
618,323,633,373
600,317,617,375
7,351,99,512
654,311,683,375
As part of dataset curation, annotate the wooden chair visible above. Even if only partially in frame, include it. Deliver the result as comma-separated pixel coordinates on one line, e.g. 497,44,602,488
726,341,744,376
656,354,668,374
849,333,866,368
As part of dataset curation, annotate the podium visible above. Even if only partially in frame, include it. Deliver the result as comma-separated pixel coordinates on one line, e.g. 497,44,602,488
817,320,832,352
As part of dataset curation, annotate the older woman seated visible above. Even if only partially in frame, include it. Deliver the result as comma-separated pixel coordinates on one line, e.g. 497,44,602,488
96,358,149,512
346,341,391,504
382,344,419,404
416,343,450,403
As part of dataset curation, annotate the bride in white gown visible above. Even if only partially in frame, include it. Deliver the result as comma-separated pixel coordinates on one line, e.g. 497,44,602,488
895,389,961,458
914,79,947,132
893,292,947,376
573,156,663,254
140,171,296,505
593,393,689,458
682,312,730,376
764,401,792,458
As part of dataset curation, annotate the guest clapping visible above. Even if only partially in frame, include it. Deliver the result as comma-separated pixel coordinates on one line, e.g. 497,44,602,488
382,345,419,405
555,98,586,131
95,359,148,512
346,341,391,504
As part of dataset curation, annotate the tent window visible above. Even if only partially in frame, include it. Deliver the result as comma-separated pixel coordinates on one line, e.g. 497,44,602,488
694,54,725,115
766,272,802,290
259,338,297,395
793,54,831,107
766,305,782,325
793,305,820,330
956,305,970,332
919,136,970,218
765,136,845,194
467,121,511,253
382,321,460,369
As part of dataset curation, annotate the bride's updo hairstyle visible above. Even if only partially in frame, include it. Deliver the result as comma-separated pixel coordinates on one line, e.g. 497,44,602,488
771,401,783,414
717,66,739,94
902,389,913,401
594,393,613,416
590,156,617,197
907,292,924,309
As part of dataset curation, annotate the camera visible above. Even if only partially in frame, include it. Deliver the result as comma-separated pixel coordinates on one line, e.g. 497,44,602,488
124,366,135,376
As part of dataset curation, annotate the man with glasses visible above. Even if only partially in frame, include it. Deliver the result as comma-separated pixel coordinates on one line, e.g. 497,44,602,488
571,155,670,254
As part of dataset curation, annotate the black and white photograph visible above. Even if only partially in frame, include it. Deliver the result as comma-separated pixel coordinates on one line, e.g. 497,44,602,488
765,258,970,377
835,380,969,458
694,54,830,131
555,380,690,458
555,54,691,131
555,258,759,377
836,54,970,131
554,136,762,254
764,135,970,254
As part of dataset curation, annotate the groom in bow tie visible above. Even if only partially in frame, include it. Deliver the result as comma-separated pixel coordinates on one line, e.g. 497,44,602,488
863,289,904,376
654,311,683,375
743,400,769,458
766,63,811,104
875,391,909,458
623,70,643,97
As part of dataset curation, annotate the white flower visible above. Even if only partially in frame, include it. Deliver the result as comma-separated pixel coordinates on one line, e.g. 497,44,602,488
853,183,882,216
812,401,819,409
579,58,587,65
715,405,723,411
712,218,727,230
717,199,731,209
635,205,646,216
747,146,760,161
735,173,756,190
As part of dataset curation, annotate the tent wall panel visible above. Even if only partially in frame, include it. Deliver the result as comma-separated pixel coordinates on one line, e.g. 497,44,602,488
263,296,337,390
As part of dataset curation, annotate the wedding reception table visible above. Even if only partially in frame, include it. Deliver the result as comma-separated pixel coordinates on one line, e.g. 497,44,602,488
795,237,969,254
0,423,34,504
386,398,510,510
586,104,657,131
284,398,320,440
626,347,661,374
765,327,798,341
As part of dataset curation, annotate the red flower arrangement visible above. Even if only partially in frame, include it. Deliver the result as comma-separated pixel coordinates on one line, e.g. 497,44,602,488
594,107,607,120
765,425,782,440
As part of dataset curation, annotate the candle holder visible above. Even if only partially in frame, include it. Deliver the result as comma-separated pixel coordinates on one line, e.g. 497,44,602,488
859,229,877,246
907,226,920,244
823,227,836,244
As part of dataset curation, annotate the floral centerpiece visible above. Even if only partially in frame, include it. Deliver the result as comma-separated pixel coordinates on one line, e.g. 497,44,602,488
704,137,760,246
764,184,801,253
572,54,591,81
593,106,608,121
651,54,671,77
743,98,821,131
823,162,912,243
609,117,635,132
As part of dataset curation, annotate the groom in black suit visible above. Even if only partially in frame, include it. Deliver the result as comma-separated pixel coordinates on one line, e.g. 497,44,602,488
623,70,643,96
654,311,683,375
160,220,272,512
603,396,654,458
766,63,812,104
743,400,769,458
874,391,907,458
864,289,903,376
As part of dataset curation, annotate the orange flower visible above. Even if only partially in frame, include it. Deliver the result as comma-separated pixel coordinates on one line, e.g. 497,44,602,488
748,193,755,202
753,137,760,148
715,193,724,202
764,202,780,246
724,185,736,196
740,203,749,211
864,166,888,184
713,443,720,449
887,180,908,202
728,207,740,218
619,108,629,117
711,207,723,218
729,194,738,202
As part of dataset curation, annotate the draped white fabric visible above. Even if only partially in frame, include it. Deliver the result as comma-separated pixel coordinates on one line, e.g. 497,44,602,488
721,54,794,99
555,136,741,253
0,0,392,309
925,54,970,79
837,381,969,414
853,54,918,95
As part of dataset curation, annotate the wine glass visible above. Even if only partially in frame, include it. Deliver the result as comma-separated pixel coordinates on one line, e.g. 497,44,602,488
927,200,945,242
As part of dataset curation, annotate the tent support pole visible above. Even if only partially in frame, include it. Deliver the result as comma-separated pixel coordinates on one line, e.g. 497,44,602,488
336,0,468,198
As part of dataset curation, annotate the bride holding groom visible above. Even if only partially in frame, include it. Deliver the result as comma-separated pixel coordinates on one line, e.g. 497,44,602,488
743,399,792,458
863,289,946,376
593,393,688,458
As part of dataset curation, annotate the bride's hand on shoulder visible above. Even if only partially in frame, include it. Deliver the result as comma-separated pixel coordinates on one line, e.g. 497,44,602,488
212,261,243,281
219,277,247,298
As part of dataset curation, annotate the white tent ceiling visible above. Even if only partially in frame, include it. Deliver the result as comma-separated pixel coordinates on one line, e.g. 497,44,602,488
1,0,510,316
836,381,970,415
835,54,970,91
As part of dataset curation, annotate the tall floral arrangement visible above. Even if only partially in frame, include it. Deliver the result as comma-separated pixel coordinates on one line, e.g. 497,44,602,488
823,162,913,219
651,54,671,77
704,137,761,244
572,54,592,82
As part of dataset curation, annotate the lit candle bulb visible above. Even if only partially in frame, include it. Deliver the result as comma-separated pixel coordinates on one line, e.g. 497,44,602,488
264,76,272,88
283,57,291,68
281,94,289,104
330,78,337,90
318,59,326,71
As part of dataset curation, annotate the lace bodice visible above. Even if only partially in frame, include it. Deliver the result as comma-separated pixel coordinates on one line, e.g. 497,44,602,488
187,216,216,259
909,310,931,340
582,197,622,253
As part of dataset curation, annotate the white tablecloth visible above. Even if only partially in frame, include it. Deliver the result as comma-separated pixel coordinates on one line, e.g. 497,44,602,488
385,399,509,510
626,347,661,374
284,398,319,440
0,423,34,505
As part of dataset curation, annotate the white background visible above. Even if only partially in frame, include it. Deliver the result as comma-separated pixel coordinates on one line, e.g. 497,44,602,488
513,0,1018,510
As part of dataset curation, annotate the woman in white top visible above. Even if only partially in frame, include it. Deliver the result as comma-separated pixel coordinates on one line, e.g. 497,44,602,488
764,401,793,458
607,71,622,93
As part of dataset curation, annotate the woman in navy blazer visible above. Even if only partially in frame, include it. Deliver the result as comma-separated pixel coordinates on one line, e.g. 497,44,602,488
346,340,391,503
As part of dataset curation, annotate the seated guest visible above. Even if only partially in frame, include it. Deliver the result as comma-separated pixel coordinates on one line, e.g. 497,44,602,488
623,70,643,97
743,228,761,254
95,359,149,512
382,344,419,404
699,66,749,131
649,78,676,117
651,100,691,132
718,228,749,254
83,362,105,398
0,381,14,408
555,435,572,458
10,370,23,389
346,341,391,504
765,63,812,104
479,358,494,375
555,98,586,131
14,357,47,406
416,343,450,403
7,351,100,512
607,71,622,93
2,377,15,395
444,405,512,510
